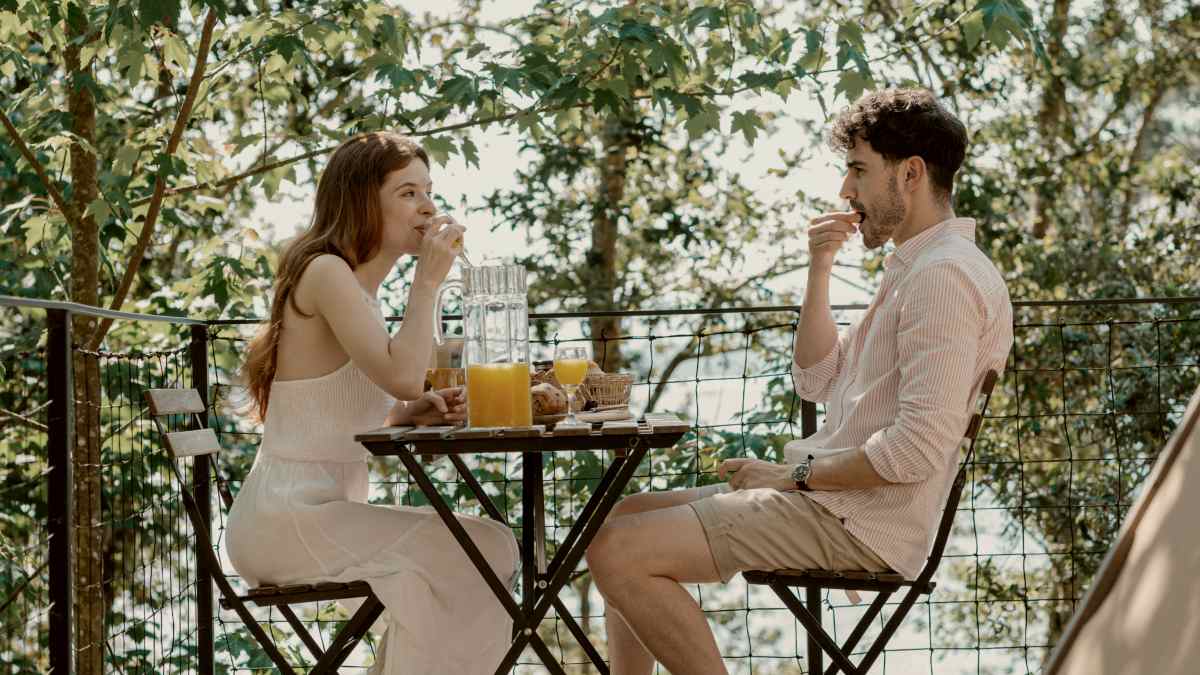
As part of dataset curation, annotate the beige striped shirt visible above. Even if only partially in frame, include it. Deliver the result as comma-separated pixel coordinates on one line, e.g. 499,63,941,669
787,218,1013,579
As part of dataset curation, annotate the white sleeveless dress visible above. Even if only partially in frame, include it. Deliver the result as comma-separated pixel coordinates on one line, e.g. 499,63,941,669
225,295,519,674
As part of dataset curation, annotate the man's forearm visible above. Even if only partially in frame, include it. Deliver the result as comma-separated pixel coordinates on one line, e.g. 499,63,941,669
794,266,839,367
806,447,891,491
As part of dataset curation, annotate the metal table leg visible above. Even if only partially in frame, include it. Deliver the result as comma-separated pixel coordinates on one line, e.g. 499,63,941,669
388,446,564,673
496,441,649,672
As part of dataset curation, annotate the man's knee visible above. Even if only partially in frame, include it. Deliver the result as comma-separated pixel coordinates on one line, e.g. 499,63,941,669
586,519,638,583
609,492,657,520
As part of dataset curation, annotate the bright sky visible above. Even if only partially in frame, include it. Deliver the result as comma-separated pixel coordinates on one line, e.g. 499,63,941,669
250,1,874,307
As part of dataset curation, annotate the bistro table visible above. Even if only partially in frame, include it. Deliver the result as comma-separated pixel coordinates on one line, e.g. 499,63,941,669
354,413,690,675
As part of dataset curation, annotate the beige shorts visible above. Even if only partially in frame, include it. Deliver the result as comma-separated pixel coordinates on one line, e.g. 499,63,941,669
688,484,890,583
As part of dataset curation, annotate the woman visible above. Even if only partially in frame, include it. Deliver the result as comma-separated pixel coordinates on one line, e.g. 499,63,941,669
226,132,519,673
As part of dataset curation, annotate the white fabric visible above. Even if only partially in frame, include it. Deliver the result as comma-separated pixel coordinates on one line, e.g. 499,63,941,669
226,294,519,674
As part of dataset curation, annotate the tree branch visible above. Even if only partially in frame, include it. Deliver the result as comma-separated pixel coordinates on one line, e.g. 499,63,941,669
0,559,49,616
646,333,706,414
131,6,986,209
0,406,50,433
0,108,77,227
87,8,219,350
1116,82,1167,239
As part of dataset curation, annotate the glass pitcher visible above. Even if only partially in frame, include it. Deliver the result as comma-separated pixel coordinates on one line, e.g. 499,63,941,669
434,264,532,427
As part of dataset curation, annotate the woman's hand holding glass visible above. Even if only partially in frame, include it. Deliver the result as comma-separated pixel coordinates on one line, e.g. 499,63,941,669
413,215,467,288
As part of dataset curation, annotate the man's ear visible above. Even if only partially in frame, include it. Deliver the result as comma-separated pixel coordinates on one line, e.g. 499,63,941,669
905,156,926,191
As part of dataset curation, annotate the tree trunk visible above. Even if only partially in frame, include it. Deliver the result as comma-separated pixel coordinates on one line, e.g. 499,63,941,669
587,116,632,371
66,14,104,675
1031,0,1072,239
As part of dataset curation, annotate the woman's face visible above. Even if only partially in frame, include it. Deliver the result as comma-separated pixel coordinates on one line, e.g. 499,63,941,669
377,159,435,256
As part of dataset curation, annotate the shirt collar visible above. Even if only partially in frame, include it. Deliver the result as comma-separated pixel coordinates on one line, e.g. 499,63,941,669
883,217,977,269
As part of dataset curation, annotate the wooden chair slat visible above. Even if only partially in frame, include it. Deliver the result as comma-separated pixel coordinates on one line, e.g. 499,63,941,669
647,418,690,434
145,388,206,415
549,422,591,437
403,426,458,440
354,426,415,443
446,427,501,439
601,421,640,436
165,429,222,458
494,425,544,438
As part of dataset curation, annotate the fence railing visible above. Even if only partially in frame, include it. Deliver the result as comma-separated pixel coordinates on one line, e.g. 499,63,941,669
2,294,1198,674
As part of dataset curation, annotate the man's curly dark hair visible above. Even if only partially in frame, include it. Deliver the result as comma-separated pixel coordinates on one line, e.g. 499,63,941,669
830,88,967,202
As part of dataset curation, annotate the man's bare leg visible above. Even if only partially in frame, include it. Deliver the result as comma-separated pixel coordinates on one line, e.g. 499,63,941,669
606,606,655,675
588,503,726,675
599,489,714,674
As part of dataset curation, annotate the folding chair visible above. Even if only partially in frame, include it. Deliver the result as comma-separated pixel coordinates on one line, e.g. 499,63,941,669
743,369,999,675
145,388,385,673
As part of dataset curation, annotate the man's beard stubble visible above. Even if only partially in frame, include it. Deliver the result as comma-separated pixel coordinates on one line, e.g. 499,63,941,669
858,174,906,250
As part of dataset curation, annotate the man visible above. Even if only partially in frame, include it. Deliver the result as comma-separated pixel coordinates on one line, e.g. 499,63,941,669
585,88,1014,674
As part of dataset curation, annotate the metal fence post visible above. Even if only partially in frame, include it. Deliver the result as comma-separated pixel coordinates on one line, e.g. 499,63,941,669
188,324,213,675
47,308,75,674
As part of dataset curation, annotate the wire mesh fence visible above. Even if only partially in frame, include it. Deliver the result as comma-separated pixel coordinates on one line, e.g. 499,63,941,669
0,304,207,674
84,342,203,672
1,344,51,673
2,296,1198,674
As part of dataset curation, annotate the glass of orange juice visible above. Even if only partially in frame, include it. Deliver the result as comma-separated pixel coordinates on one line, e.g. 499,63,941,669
554,345,591,424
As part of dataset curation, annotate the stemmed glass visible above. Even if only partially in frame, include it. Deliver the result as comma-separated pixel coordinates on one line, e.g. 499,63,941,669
553,344,591,424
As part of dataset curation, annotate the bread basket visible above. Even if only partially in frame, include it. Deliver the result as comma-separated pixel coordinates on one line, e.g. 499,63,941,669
583,372,634,408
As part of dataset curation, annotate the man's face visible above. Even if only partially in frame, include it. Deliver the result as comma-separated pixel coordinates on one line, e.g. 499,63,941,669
839,139,907,249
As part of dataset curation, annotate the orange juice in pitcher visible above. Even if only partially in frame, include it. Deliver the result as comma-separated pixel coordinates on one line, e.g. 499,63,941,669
435,264,532,428
466,362,532,427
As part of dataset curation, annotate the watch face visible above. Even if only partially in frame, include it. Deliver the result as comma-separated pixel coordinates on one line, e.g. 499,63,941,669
793,462,810,483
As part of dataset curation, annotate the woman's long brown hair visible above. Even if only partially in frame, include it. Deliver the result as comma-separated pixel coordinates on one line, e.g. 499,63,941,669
242,132,430,421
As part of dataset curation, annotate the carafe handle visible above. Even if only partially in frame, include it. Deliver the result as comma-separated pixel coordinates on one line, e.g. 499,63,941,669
433,279,462,345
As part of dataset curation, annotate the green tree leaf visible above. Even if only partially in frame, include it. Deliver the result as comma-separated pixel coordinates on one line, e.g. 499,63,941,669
730,110,765,145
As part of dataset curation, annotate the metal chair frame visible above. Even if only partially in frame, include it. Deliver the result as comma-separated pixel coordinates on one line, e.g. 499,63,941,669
145,387,384,674
743,370,1000,675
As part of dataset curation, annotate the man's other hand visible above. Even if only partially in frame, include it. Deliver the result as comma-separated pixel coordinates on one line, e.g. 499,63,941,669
718,458,797,491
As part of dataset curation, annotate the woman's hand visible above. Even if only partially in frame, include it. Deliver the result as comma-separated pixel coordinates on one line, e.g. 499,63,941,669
412,215,467,289
401,386,467,427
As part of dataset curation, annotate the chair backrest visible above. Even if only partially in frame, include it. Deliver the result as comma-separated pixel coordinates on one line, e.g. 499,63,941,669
914,369,1000,584
145,388,223,458
143,388,238,573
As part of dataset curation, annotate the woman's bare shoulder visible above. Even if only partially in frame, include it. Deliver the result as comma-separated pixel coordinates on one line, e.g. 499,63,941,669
293,254,356,314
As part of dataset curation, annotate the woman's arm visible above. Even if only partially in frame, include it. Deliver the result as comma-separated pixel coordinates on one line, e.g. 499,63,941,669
301,223,465,400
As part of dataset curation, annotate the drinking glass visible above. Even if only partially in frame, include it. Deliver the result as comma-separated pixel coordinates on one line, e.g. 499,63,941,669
554,345,591,424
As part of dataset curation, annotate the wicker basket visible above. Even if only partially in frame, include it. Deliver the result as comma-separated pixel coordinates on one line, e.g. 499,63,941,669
583,372,634,407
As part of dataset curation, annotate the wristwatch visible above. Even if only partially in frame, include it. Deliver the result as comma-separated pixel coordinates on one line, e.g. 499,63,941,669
791,455,815,491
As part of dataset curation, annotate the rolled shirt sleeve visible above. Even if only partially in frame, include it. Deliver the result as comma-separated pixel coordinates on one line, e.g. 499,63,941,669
864,262,986,484
791,328,850,403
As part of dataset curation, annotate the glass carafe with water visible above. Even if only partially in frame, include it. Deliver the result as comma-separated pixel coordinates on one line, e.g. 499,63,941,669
434,264,531,427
